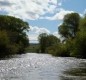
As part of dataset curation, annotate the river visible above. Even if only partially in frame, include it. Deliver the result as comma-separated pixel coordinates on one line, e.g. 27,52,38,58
0,53,86,80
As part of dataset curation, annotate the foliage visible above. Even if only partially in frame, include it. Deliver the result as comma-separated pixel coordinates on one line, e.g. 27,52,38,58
38,13,86,58
38,33,48,53
58,13,86,58
38,33,60,53
59,13,80,40
0,15,29,57
71,16,86,58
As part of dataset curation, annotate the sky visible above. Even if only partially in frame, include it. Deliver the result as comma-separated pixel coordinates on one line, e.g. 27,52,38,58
0,0,86,43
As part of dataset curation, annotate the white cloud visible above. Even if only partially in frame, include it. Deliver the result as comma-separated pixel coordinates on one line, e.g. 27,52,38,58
28,26,50,43
79,9,86,17
28,34,38,43
53,31,60,38
58,2,62,6
0,0,58,20
41,9,74,20
29,26,50,34
28,26,61,43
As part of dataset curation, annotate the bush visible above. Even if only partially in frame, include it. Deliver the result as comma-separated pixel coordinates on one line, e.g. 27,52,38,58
46,43,70,57
71,32,86,58
55,44,70,57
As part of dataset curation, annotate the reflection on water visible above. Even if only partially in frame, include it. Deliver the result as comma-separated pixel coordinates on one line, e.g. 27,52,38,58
61,68,86,80
0,53,86,80
60,62,86,80
64,68,86,76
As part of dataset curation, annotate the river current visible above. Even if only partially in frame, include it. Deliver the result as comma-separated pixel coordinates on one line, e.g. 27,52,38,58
0,53,86,80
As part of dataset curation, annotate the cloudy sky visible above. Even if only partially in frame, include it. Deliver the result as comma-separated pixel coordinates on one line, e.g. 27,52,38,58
0,0,86,43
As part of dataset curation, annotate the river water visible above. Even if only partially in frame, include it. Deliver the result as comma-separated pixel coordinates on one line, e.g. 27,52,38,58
0,53,86,80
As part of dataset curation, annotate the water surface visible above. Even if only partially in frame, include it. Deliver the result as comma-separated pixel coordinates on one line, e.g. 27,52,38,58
0,53,86,80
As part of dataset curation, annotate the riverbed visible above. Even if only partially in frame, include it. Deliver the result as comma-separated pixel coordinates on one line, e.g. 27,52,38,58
0,53,86,80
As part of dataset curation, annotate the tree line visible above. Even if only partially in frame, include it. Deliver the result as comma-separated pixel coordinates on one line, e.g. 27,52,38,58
0,13,86,59
38,13,86,58
0,15,29,57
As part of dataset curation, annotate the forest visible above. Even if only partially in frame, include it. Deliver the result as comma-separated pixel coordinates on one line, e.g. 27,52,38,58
0,12,86,59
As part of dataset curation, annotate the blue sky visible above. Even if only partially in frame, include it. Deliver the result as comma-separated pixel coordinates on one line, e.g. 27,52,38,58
0,0,86,43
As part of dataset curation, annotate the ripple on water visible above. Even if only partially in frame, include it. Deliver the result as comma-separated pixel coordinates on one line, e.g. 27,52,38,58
0,53,86,80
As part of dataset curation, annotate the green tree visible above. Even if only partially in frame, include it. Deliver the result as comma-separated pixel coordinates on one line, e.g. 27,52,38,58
38,33,48,53
71,15,86,58
46,35,60,47
0,30,9,56
0,15,29,56
57,13,80,57
59,13,80,40
38,33,60,53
